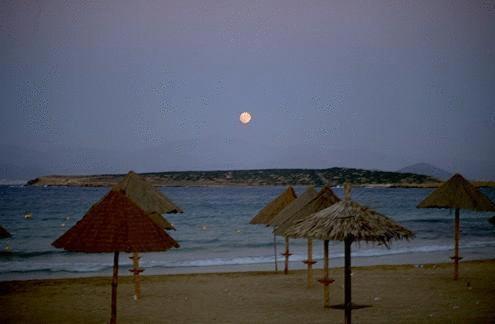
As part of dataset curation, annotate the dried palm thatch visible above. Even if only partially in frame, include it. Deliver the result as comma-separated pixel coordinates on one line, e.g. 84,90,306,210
249,186,297,225
269,186,318,227
249,186,297,272
52,190,179,324
0,225,11,238
53,190,179,252
417,173,495,211
270,186,317,274
286,183,413,323
147,211,175,231
286,198,413,245
274,186,340,236
275,185,340,287
112,171,183,214
112,171,180,301
417,173,495,280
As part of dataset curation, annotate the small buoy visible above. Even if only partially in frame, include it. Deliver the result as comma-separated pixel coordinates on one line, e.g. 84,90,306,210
235,229,241,233
65,216,70,220
201,225,207,231
61,223,65,227
24,212,32,220
4,245,11,252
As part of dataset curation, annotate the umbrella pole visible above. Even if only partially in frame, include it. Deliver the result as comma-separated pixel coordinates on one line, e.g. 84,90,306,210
111,251,119,324
129,252,143,300
303,238,316,288
273,233,278,272
318,240,333,308
344,237,352,324
453,208,462,280
282,236,292,274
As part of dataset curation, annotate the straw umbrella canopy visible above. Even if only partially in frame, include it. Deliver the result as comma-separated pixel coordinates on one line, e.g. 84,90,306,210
52,190,179,324
276,185,340,287
249,186,297,272
270,186,318,274
113,171,183,215
286,184,413,324
417,173,495,280
0,225,11,239
112,171,182,299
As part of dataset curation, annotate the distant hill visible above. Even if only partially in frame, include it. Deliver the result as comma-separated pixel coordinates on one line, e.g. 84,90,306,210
398,163,452,181
26,167,442,188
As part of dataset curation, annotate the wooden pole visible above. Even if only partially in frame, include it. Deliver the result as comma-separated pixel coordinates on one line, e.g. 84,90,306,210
318,240,334,308
273,233,278,272
282,236,292,275
129,252,143,300
304,238,317,288
453,208,461,280
110,251,119,324
344,237,352,324
324,240,329,307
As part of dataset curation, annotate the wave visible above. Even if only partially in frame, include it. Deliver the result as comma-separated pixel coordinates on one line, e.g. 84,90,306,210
1,240,494,276
0,250,68,259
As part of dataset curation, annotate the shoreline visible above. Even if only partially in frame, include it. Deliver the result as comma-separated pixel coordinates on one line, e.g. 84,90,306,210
2,246,493,282
1,259,494,323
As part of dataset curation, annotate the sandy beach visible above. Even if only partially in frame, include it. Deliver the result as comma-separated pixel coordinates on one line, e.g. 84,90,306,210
1,259,494,323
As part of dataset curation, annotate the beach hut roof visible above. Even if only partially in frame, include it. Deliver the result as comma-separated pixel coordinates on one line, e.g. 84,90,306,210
0,225,11,238
269,186,318,227
249,186,297,225
285,187,413,245
52,191,179,253
274,186,340,236
417,173,495,211
112,171,183,214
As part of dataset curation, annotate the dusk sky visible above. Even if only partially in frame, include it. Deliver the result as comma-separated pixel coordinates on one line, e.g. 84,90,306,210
1,1,494,179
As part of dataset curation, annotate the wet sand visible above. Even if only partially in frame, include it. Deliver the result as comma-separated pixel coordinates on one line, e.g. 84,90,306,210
1,260,494,323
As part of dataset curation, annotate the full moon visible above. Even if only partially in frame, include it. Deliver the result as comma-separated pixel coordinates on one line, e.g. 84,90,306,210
240,112,252,124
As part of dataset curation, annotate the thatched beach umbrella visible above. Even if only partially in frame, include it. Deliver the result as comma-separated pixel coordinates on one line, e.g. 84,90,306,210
270,186,318,274
417,173,495,280
53,190,179,324
113,171,183,299
286,184,413,324
249,186,297,272
0,225,11,239
275,186,340,287
113,171,183,214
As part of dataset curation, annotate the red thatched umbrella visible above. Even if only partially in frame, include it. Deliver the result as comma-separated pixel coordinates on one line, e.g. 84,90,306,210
53,190,179,324
417,173,495,280
249,186,297,272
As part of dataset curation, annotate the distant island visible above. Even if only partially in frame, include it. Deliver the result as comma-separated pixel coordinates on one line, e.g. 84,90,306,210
27,167,449,188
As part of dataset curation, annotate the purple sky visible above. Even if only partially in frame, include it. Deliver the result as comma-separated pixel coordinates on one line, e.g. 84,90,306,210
1,1,494,179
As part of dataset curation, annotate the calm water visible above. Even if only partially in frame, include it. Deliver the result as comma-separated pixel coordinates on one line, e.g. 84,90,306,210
0,185,494,281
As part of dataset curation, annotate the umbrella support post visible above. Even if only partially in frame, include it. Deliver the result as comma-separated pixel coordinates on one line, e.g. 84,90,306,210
303,239,317,288
111,251,119,324
273,233,278,273
318,240,334,308
344,237,352,324
450,208,463,280
129,252,144,300
281,237,292,275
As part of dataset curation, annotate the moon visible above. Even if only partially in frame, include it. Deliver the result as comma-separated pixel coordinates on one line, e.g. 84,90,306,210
240,112,252,124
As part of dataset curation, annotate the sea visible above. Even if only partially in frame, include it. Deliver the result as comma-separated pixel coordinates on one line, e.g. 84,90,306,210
1,185,494,281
